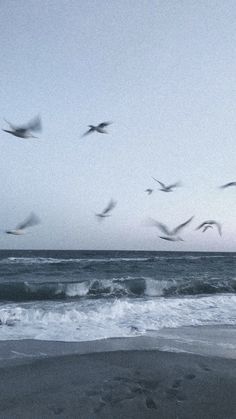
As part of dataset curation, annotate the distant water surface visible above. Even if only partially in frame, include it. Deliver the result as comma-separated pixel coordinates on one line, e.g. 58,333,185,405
0,250,235,341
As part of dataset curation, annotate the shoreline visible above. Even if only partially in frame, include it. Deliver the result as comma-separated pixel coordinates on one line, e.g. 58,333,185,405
0,347,235,418
0,325,235,368
0,325,235,418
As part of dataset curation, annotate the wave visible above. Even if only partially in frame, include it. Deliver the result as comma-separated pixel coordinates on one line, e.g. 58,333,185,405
0,294,235,341
0,276,235,302
1,257,151,265
1,254,235,265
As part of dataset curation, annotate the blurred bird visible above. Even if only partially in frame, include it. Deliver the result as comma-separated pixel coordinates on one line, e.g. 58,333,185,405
82,122,112,137
96,199,117,219
6,212,41,235
2,115,42,139
145,189,153,195
196,220,222,236
152,178,181,192
219,182,236,189
148,216,194,241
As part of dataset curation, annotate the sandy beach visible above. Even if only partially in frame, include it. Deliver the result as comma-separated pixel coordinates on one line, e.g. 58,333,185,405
0,333,235,419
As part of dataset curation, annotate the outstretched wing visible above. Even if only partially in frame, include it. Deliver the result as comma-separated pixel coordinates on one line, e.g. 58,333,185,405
173,216,194,235
159,236,175,241
152,177,166,188
147,218,171,235
5,116,42,133
196,220,222,236
214,222,222,236
4,118,18,130
16,212,41,230
220,182,236,189
82,127,94,137
168,182,181,189
27,115,42,132
102,199,117,215
98,122,112,128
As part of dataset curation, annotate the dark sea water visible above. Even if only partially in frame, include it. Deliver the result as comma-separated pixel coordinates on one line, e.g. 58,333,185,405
0,250,235,341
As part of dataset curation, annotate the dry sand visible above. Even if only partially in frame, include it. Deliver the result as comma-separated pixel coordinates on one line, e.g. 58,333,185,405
0,347,235,418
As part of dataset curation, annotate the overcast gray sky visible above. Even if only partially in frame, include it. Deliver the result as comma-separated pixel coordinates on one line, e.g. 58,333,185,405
0,0,236,251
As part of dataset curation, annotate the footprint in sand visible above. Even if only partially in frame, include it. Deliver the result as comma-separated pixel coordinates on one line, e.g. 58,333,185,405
166,372,196,402
145,397,157,409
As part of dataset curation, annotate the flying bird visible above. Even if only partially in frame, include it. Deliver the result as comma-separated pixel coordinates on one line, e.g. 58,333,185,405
6,212,41,235
2,115,42,139
148,216,194,241
219,182,236,189
96,199,117,219
82,122,112,137
145,189,153,195
152,178,181,192
196,220,222,236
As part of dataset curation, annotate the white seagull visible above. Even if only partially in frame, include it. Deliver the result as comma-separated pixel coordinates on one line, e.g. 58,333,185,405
82,122,112,137
6,213,41,235
2,115,42,139
196,220,222,236
148,216,194,241
96,199,117,219
152,178,181,192
219,182,236,189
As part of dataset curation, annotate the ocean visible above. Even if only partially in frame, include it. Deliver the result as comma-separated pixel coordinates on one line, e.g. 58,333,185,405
0,250,235,342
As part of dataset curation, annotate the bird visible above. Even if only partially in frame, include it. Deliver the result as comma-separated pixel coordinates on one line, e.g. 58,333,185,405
152,178,181,192
2,115,42,139
96,199,117,219
6,212,41,235
196,220,222,236
219,182,236,189
82,122,112,137
148,216,194,241
145,189,153,195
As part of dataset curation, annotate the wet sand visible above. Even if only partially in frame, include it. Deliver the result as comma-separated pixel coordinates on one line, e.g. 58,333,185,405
0,347,235,418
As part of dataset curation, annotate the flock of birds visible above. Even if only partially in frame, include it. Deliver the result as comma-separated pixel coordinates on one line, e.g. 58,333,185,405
2,115,236,242
145,175,231,241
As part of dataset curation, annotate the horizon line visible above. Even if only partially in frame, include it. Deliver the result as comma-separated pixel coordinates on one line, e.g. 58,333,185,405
0,249,235,254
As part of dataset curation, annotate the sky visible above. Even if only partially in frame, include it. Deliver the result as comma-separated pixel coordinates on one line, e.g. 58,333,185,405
0,0,236,251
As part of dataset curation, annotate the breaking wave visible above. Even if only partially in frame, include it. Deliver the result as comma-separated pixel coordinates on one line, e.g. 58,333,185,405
0,276,235,302
0,294,235,341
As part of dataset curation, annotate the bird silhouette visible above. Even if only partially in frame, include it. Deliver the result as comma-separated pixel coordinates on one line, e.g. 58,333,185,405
196,220,222,236
152,178,181,192
6,212,41,235
82,122,112,137
148,216,194,241
96,199,117,219
2,115,42,139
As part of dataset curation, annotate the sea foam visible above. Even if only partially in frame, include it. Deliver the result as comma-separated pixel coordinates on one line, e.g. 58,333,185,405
0,294,235,342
